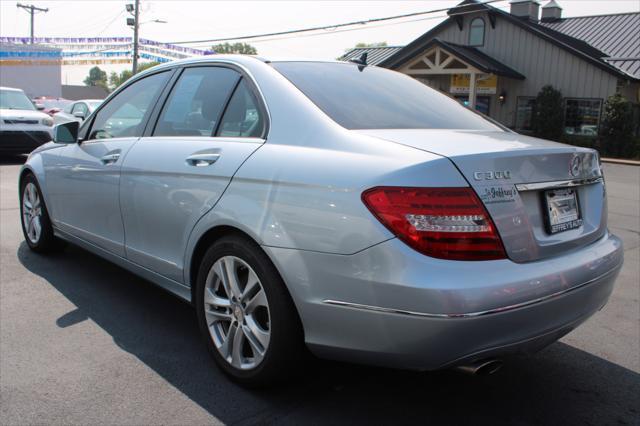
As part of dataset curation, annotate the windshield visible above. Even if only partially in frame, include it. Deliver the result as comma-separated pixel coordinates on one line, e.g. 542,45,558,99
0,89,36,111
272,62,500,131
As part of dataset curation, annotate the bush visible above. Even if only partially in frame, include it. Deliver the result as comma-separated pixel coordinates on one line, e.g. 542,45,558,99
532,85,564,141
599,93,636,158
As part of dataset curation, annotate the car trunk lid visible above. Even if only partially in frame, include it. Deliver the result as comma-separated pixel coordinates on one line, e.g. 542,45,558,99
355,129,606,262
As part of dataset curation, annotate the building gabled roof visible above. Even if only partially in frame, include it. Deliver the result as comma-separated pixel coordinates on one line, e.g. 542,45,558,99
380,1,639,81
539,12,640,79
425,39,525,79
339,46,403,66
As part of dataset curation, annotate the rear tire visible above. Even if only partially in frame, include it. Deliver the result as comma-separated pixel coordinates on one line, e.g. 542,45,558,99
195,234,304,387
19,174,60,253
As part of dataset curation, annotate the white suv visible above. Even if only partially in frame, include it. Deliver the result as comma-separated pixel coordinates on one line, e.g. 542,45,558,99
0,87,54,155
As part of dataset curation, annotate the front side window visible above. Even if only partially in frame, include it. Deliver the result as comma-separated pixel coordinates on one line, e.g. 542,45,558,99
272,62,500,131
88,71,169,140
154,67,240,137
469,18,485,47
72,102,89,116
0,89,35,111
564,99,602,136
216,80,265,138
515,97,536,132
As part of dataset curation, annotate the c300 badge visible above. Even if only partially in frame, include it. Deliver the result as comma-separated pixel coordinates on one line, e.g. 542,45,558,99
473,170,512,181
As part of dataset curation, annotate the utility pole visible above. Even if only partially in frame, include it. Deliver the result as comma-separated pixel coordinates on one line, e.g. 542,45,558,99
128,0,140,74
126,1,166,74
16,3,49,44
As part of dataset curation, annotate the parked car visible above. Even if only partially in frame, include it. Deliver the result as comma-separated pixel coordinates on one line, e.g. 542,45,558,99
53,99,102,125
32,97,73,117
19,56,623,386
1,87,54,154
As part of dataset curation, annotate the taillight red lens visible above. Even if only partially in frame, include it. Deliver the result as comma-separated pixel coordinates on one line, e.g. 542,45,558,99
362,187,506,261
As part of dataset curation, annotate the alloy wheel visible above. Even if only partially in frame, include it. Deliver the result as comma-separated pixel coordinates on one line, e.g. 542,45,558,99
204,256,271,370
22,182,42,244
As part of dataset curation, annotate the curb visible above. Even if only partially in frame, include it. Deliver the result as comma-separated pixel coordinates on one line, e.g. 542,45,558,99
601,158,640,166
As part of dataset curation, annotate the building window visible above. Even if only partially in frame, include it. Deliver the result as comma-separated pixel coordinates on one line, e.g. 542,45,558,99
454,95,491,116
469,18,485,46
564,98,602,136
516,97,536,132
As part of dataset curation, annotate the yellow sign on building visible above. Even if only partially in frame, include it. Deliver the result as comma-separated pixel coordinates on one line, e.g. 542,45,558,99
450,74,498,94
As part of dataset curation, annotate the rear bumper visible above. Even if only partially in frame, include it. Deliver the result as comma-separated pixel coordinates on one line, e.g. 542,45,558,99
264,232,623,370
0,130,52,154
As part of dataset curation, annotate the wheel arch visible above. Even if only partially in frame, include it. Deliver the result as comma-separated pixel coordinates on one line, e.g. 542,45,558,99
187,225,299,315
18,166,36,189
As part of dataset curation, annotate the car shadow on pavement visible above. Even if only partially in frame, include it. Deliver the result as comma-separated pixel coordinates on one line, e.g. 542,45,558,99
0,154,27,165
18,242,640,425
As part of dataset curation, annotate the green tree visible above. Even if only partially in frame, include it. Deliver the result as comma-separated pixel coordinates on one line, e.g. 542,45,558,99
83,66,108,91
212,42,257,55
108,62,160,91
354,41,388,48
532,85,564,141
600,93,635,158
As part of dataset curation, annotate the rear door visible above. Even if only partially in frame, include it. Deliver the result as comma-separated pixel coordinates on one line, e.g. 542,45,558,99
120,65,266,282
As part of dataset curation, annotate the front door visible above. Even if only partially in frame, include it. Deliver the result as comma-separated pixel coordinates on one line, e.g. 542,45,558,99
47,70,171,256
120,66,267,282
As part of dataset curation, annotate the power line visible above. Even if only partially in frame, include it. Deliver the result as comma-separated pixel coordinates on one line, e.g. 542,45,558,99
184,4,510,49
96,10,126,36
236,5,511,46
164,0,504,46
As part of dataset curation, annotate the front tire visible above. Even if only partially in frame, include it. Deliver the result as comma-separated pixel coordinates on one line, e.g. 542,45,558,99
195,234,304,387
19,174,58,253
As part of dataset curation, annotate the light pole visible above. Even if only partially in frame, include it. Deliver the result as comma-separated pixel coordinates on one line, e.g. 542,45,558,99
126,0,140,74
126,1,166,74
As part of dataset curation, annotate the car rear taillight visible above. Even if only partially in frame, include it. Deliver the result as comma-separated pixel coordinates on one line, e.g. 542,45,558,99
362,187,506,261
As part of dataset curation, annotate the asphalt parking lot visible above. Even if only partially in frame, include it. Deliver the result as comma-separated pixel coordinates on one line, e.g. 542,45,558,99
1,157,638,425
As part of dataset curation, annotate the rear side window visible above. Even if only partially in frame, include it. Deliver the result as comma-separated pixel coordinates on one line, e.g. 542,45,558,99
89,71,169,140
216,80,265,138
272,62,500,131
154,67,240,137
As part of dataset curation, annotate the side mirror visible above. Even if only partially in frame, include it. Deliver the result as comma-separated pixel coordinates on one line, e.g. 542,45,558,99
72,111,86,120
53,121,80,144
35,103,45,111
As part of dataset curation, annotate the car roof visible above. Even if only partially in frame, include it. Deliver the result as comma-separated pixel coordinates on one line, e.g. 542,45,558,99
0,86,25,92
137,55,346,73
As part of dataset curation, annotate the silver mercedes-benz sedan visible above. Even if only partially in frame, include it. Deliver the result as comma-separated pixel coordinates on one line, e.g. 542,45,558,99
19,55,623,386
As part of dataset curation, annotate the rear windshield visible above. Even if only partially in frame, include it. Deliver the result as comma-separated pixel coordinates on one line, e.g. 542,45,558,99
272,62,500,131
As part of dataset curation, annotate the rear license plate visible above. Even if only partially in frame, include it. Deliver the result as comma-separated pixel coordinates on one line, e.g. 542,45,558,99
544,188,582,234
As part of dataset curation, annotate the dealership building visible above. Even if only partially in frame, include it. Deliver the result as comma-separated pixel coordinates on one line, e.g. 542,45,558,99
342,0,640,136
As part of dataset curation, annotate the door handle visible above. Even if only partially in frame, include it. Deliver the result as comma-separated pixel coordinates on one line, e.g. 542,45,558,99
100,152,120,165
186,153,220,167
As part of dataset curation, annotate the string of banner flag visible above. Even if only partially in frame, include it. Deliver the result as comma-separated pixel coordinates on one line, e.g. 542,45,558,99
0,37,214,56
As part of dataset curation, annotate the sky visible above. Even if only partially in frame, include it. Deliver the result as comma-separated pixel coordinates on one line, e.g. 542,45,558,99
1,0,639,84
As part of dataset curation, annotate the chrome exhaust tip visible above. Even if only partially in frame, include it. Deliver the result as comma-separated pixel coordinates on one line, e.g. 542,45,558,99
454,359,503,376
